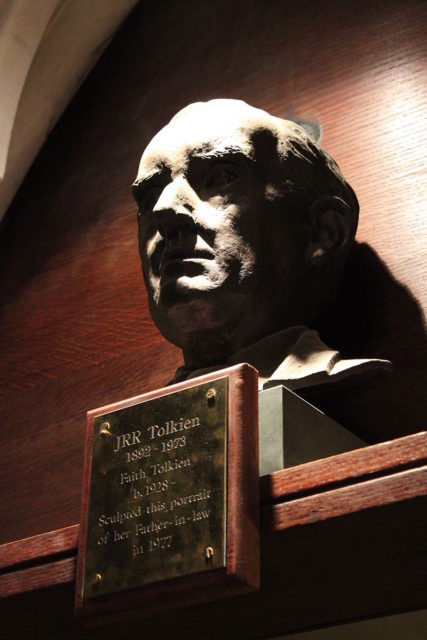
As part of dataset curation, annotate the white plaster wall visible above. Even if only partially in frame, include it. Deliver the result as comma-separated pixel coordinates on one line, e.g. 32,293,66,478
0,0,139,222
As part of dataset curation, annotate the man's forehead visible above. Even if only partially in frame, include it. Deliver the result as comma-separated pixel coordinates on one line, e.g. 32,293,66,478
137,123,257,180
136,101,283,181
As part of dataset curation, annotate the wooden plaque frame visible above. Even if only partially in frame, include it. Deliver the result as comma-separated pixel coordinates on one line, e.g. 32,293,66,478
75,363,259,624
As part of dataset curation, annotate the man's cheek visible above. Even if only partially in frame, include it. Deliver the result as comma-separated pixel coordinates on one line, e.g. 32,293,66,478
148,274,161,303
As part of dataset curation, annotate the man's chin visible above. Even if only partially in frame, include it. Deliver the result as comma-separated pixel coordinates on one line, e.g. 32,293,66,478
158,278,221,308
166,297,223,330
150,276,256,349
151,287,235,342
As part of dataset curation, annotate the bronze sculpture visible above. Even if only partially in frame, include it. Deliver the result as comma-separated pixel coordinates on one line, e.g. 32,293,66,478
133,99,390,390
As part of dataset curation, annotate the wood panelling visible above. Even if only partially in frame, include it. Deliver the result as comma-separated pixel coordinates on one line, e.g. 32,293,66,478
0,0,426,544
259,431,427,503
0,558,76,600
0,525,77,572
1,436,426,635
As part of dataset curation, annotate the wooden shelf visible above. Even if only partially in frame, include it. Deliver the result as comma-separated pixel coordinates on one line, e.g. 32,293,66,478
1,432,426,638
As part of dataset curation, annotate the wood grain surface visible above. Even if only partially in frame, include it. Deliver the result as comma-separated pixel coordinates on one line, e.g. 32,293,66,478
2,432,426,585
259,431,427,502
262,465,427,532
0,557,76,599
0,525,78,572
0,433,426,634
0,0,425,547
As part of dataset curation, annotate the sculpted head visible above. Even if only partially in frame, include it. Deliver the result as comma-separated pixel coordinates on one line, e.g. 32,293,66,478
133,99,358,367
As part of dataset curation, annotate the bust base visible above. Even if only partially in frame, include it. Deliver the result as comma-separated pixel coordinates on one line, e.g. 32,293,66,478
259,385,365,475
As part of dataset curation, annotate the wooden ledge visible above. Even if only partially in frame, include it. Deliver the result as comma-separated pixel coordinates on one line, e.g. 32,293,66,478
260,430,427,503
0,525,78,573
0,432,426,600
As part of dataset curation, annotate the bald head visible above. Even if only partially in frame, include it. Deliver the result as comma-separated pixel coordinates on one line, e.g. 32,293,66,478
137,100,357,229
133,99,358,366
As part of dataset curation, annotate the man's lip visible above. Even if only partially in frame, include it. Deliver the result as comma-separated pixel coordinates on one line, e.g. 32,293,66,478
161,249,213,268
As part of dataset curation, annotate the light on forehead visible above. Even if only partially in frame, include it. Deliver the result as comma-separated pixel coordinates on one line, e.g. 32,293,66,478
164,112,255,149
138,111,260,176
168,100,276,144
170,98,269,124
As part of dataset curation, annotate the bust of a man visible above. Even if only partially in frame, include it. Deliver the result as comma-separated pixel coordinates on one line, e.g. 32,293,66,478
133,99,390,390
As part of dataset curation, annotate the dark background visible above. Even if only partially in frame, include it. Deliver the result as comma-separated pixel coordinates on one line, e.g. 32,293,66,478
0,0,425,544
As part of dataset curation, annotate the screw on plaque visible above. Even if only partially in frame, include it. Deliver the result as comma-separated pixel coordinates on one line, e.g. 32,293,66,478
204,546,214,560
92,573,102,586
100,421,112,437
206,388,216,405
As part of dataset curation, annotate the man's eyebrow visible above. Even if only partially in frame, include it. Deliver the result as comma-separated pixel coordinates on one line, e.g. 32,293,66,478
133,174,156,190
133,165,168,190
190,145,251,160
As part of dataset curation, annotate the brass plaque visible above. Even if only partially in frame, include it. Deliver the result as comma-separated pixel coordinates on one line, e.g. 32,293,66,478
83,378,228,599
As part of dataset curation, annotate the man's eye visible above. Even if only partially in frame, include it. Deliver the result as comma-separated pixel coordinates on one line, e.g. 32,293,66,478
138,186,162,212
204,165,240,189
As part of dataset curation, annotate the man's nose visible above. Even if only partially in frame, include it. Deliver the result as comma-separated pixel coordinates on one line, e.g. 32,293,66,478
153,178,197,237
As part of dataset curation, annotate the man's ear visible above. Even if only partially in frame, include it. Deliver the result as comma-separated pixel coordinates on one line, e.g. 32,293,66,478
305,196,355,268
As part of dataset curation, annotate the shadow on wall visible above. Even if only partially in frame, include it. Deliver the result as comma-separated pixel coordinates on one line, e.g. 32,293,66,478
306,241,427,442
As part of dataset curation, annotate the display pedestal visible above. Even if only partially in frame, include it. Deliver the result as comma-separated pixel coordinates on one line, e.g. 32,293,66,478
259,385,365,476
